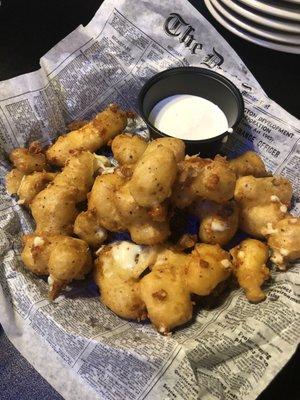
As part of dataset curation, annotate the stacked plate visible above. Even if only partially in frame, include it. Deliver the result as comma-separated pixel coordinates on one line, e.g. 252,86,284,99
204,0,300,53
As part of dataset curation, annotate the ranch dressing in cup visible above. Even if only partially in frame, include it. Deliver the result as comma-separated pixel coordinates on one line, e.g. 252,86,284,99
149,94,229,141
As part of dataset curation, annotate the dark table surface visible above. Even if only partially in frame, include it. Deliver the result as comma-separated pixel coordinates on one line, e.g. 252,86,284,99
0,1,299,399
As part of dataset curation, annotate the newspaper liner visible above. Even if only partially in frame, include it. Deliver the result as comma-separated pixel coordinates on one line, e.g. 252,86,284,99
0,0,299,399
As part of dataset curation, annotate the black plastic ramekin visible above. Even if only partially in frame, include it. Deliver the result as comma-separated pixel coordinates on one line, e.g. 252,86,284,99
138,67,244,156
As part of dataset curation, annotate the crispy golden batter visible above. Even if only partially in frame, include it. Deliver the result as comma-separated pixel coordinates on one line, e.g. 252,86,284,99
31,151,97,235
22,234,92,299
172,155,236,208
17,171,57,205
128,139,182,208
230,239,270,303
192,156,237,203
144,137,185,163
88,173,125,232
54,151,96,202
193,199,239,246
46,104,127,166
115,182,170,245
6,142,52,200
5,168,25,194
31,185,78,235
48,238,92,299
80,139,185,245
234,176,292,238
94,242,158,320
239,203,288,239
21,235,53,276
265,217,300,270
95,241,233,334
5,104,299,336
9,141,47,174
185,243,232,296
229,151,268,178
111,133,148,166
234,176,292,208
140,263,192,334
73,210,107,248
80,173,170,245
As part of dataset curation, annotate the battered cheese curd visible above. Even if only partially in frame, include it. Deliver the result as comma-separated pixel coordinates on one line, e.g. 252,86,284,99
149,94,229,140
111,242,146,271
101,241,158,278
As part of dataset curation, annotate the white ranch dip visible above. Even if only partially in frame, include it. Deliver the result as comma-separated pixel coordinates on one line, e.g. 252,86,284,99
149,94,229,140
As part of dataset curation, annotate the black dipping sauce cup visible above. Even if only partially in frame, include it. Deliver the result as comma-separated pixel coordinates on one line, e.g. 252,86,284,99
138,67,244,156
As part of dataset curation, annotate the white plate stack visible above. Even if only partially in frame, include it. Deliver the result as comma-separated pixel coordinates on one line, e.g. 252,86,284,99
204,0,300,53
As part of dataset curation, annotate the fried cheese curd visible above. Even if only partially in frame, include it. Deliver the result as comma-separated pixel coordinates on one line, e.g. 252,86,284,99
5,168,25,195
75,172,170,246
111,133,148,167
6,141,51,197
6,142,104,298
19,151,104,298
264,217,300,270
229,151,268,178
94,241,158,320
31,151,100,235
184,243,232,296
140,264,192,334
8,125,116,297
74,137,185,246
9,141,48,174
234,176,292,238
6,168,57,205
172,155,236,209
16,171,57,206
46,104,127,167
22,234,92,300
128,138,185,208
5,104,300,333
95,241,232,334
192,199,239,246
230,239,270,303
